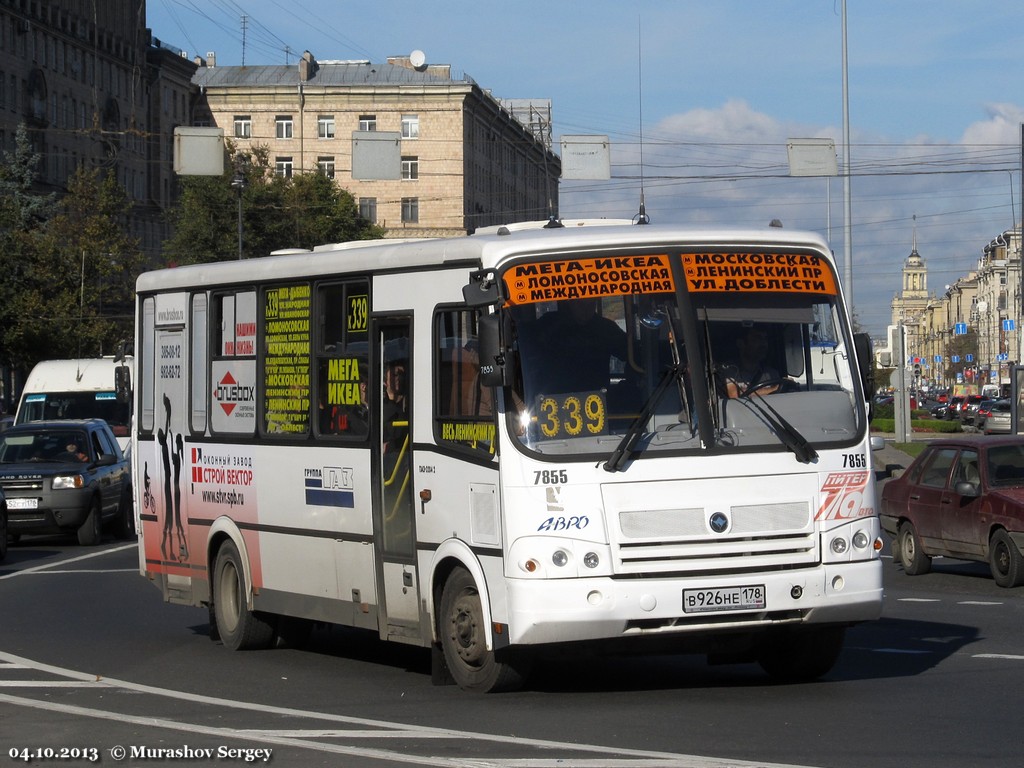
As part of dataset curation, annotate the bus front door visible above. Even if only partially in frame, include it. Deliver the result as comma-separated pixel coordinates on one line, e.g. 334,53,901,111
375,320,420,639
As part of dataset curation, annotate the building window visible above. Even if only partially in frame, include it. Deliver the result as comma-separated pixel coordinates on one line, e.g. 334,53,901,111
317,115,335,139
233,115,252,138
275,157,293,178
317,156,335,179
359,114,376,132
359,197,377,223
276,115,293,139
401,197,419,224
401,156,419,181
401,114,419,139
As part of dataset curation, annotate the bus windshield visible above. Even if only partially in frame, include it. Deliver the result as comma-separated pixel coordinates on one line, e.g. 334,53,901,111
503,249,862,460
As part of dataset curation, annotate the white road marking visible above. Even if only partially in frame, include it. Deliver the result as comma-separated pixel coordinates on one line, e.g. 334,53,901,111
973,654,1024,660
0,650,820,768
0,543,137,580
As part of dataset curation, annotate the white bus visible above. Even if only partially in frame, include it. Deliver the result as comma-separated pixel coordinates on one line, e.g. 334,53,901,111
132,221,883,692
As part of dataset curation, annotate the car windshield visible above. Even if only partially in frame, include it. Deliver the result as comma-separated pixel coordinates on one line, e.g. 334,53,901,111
17,391,130,436
501,249,863,462
987,444,1024,486
0,430,90,463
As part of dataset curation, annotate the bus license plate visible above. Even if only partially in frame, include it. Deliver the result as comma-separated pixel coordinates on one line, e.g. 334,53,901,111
683,585,765,614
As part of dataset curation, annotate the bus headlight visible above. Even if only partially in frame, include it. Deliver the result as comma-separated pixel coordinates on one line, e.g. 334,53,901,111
583,552,600,569
830,536,848,555
551,550,569,567
852,530,870,550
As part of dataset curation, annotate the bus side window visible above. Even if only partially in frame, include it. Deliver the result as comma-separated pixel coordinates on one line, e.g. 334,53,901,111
316,279,370,439
435,308,494,455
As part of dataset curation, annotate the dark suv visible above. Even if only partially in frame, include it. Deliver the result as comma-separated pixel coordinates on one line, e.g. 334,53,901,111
0,419,132,545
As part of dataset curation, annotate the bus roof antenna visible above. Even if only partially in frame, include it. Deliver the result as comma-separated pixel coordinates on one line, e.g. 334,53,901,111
633,18,650,225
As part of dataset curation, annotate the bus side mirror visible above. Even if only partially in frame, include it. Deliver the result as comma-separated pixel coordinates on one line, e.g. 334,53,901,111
463,269,504,308
853,332,874,402
115,364,132,404
477,312,511,387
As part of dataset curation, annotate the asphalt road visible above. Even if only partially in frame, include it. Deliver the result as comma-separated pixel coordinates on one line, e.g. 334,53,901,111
2,523,1023,768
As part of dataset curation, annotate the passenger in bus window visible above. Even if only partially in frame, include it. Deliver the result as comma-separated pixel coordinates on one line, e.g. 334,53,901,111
720,324,782,397
533,298,626,394
382,359,408,457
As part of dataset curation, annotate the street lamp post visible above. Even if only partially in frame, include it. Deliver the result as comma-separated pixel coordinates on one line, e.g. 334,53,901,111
231,169,247,260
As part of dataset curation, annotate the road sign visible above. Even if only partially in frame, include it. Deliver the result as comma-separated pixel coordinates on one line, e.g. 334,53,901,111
955,322,968,335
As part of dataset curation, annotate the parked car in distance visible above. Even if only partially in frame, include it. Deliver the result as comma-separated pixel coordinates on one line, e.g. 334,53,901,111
930,402,949,419
0,419,132,545
959,394,986,426
983,400,1013,435
945,395,965,420
880,435,1024,586
974,399,1000,431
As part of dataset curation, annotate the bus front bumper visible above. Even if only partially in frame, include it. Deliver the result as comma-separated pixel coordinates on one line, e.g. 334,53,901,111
502,560,883,646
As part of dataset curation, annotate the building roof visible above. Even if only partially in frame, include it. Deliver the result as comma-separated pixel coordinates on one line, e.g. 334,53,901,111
193,59,472,89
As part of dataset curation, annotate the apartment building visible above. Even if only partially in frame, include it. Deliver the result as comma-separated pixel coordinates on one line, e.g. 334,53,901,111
191,50,560,237
0,0,197,259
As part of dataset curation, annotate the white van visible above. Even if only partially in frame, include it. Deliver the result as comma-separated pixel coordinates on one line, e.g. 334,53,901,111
15,357,133,451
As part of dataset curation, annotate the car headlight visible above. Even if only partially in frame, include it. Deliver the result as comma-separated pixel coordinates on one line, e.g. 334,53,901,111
53,474,85,489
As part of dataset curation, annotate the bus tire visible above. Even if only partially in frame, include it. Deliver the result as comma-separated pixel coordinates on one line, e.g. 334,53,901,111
439,567,527,693
76,497,102,546
213,540,276,651
757,626,845,682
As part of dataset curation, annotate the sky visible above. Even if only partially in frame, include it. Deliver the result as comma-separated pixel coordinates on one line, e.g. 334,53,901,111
146,0,1024,337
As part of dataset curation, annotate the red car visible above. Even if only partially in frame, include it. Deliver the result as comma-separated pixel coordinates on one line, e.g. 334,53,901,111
880,435,1024,587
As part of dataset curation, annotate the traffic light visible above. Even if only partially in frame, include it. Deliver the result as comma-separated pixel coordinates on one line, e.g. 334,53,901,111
913,363,921,376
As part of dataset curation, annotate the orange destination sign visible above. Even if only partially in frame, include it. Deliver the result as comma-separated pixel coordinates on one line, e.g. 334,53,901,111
503,255,674,305
681,252,838,295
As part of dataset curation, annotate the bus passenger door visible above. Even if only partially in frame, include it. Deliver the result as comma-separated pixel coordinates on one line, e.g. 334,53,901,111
375,319,420,638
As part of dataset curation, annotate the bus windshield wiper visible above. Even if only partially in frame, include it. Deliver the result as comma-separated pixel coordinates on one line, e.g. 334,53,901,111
732,392,818,464
603,364,683,473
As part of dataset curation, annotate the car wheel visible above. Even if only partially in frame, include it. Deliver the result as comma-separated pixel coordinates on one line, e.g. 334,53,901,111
113,485,135,540
76,497,102,546
988,529,1024,588
898,521,931,575
0,506,8,563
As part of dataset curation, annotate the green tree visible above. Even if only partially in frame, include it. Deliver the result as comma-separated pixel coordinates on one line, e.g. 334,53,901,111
0,125,58,379
0,132,140,376
164,145,384,265
40,166,143,355
943,329,979,382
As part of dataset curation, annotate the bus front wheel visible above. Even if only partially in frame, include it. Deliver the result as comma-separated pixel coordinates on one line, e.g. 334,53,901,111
212,540,276,651
439,568,528,693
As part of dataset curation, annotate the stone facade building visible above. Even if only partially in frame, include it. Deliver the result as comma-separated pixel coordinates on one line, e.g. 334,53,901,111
191,50,560,238
0,0,198,259
1,1,559,256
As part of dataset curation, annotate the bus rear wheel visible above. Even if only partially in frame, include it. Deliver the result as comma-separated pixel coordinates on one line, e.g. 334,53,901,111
439,567,528,693
213,539,276,651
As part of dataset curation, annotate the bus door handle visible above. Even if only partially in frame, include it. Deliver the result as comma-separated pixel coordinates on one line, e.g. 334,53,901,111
419,488,431,514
